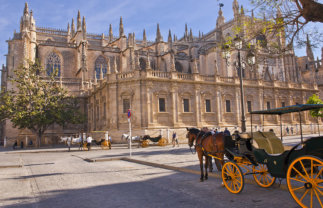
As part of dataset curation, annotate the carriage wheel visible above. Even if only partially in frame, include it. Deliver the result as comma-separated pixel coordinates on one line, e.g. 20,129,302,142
141,140,149,148
158,138,167,146
286,155,323,208
222,161,244,194
253,164,276,188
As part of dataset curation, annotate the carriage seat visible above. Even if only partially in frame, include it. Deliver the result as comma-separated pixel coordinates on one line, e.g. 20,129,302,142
252,131,285,155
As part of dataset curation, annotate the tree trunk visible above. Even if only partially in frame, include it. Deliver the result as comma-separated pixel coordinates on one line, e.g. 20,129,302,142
299,0,323,23
36,130,42,148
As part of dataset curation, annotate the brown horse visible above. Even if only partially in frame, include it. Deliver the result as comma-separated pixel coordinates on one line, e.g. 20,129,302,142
186,127,225,182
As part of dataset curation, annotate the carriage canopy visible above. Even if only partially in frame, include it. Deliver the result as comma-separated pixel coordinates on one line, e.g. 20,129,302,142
250,104,323,115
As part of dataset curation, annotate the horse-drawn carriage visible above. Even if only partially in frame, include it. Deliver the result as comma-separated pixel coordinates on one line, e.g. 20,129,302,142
121,134,167,148
187,104,323,208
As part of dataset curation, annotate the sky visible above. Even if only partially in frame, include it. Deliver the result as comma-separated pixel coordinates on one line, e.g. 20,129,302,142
0,0,322,71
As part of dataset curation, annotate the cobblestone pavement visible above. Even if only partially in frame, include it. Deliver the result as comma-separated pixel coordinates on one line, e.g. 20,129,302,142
1,134,319,208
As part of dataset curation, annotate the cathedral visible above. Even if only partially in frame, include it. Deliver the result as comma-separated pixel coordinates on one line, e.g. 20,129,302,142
1,1,321,145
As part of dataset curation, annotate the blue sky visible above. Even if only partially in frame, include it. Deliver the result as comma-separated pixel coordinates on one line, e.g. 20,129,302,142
0,0,322,70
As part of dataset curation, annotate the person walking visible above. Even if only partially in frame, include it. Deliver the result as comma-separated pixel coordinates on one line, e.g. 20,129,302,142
286,126,289,135
87,134,92,151
172,131,179,147
13,140,17,150
224,127,231,136
291,127,294,135
67,137,71,152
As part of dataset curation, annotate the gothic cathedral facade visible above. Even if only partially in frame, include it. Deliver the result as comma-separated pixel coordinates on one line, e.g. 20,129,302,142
0,1,319,143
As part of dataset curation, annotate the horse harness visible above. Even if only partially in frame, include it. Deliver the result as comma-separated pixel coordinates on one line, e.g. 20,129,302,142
194,131,224,161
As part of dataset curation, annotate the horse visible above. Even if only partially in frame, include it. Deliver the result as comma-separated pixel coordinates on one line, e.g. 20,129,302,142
186,127,225,182
121,134,141,142
60,135,84,150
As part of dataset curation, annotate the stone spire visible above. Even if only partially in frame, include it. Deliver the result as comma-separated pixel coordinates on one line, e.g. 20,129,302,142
171,53,176,72
82,16,87,39
185,24,188,41
240,5,244,15
189,28,193,41
306,34,314,62
156,23,163,42
119,16,124,37
168,29,172,43
143,29,147,45
24,2,29,15
77,10,82,32
30,10,35,31
101,33,105,46
216,7,225,28
146,52,151,70
233,0,239,19
106,58,111,74
71,18,75,36
21,2,30,32
109,24,113,42
67,23,71,42
114,57,118,73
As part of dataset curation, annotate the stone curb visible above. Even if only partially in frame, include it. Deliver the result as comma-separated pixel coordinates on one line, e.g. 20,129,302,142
0,165,22,169
85,156,290,192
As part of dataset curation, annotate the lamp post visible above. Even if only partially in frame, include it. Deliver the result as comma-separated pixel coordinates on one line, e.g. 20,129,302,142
223,35,255,132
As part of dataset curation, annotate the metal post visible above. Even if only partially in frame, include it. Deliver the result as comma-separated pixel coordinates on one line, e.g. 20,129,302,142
280,114,283,142
238,49,246,132
299,111,303,143
129,118,132,157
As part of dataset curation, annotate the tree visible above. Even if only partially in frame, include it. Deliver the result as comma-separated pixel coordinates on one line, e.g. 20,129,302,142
250,0,323,49
306,94,323,135
0,60,85,147
306,94,323,117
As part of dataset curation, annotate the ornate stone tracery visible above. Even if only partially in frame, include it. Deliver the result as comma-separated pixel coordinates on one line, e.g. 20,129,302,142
94,55,107,79
46,52,61,77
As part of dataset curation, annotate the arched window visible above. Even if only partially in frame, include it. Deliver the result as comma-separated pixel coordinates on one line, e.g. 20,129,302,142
175,61,183,72
139,58,146,70
46,52,61,77
95,56,107,79
256,34,267,48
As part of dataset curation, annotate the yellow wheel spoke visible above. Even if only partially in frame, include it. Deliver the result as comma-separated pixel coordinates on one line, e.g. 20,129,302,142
300,160,310,179
314,189,323,208
290,177,307,183
315,187,323,196
292,166,308,182
292,186,304,191
315,168,323,180
300,189,309,202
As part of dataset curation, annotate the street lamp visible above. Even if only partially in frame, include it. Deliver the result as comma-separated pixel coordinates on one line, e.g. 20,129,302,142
223,35,256,132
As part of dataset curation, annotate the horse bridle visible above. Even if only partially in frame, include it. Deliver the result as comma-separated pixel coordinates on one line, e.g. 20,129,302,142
187,131,201,154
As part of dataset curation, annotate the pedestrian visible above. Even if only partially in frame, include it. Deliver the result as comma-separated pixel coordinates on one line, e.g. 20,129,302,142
286,126,289,135
291,127,294,135
87,134,92,151
224,127,231,136
67,137,71,152
172,131,179,147
13,140,17,150
20,141,24,149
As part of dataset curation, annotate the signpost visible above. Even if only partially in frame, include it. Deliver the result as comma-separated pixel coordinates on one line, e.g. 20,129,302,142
128,109,132,157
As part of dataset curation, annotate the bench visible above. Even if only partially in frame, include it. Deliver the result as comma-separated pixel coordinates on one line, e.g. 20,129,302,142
251,132,285,155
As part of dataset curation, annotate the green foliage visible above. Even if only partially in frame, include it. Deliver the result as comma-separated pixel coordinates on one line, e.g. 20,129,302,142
306,94,323,118
0,60,85,146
